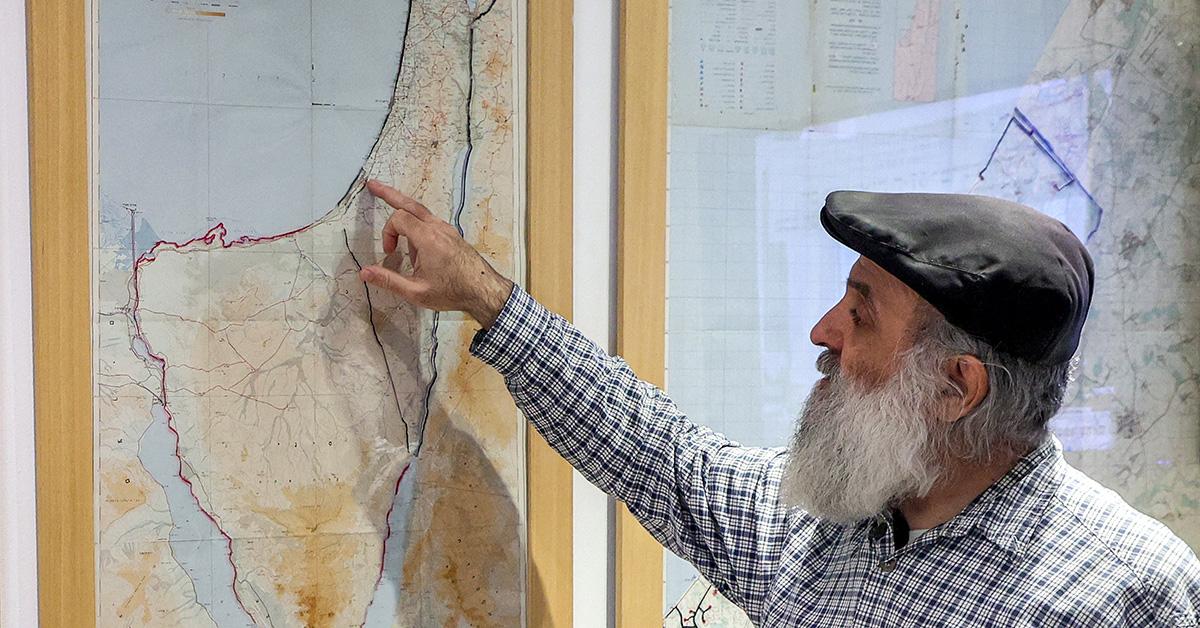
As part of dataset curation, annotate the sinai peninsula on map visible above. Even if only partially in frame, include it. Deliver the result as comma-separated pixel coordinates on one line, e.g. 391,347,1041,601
94,1,524,625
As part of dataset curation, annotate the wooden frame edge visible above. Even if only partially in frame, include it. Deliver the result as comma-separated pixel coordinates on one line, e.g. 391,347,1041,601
31,1,573,625
29,1,95,626
526,0,575,625
615,0,669,625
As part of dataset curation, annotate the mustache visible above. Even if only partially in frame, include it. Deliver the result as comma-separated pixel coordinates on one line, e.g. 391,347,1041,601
816,350,840,377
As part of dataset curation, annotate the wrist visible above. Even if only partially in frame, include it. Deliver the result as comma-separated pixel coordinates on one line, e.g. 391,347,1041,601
468,272,514,329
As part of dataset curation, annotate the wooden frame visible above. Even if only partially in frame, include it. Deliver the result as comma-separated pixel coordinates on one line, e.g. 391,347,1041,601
615,0,669,625
29,2,92,625
526,0,575,625
29,1,573,625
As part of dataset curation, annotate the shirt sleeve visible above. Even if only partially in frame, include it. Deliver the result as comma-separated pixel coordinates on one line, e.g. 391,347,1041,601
470,285,790,620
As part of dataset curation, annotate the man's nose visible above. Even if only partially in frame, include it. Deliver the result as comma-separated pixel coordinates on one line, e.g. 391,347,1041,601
810,307,843,353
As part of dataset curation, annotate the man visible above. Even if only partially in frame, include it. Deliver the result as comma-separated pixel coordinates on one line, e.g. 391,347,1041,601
359,180,1200,626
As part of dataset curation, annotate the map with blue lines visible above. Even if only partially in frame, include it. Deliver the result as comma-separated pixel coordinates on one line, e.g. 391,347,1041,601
94,1,526,625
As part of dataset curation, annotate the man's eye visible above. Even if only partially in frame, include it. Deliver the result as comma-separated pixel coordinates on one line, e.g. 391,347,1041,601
850,308,863,326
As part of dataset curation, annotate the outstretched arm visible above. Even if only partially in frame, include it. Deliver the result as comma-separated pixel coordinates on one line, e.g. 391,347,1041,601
361,181,790,620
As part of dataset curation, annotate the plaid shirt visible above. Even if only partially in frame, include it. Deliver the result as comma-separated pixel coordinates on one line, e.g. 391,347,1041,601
471,287,1200,627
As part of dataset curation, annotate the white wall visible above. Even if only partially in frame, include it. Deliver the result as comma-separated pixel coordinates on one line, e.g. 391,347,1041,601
0,0,40,625
572,0,620,626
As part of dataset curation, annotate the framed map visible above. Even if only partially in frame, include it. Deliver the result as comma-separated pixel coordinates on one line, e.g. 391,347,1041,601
29,0,574,626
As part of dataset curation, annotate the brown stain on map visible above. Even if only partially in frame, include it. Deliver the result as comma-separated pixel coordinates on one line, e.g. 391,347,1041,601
482,47,506,82
400,407,521,625
444,323,517,447
114,545,160,624
258,483,364,627
488,103,513,135
107,542,214,625
100,461,151,526
476,193,515,274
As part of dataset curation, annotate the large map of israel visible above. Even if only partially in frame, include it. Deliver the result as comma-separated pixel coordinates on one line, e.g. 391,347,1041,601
94,1,525,625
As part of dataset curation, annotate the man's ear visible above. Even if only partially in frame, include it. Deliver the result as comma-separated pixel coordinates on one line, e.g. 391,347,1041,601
944,354,989,421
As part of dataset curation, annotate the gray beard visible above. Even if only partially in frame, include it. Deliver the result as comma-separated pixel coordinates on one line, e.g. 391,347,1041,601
780,350,945,524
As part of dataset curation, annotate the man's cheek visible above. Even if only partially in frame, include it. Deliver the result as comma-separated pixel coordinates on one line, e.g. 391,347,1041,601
841,361,884,391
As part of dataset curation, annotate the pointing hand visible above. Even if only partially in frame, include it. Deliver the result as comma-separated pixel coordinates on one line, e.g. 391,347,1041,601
360,180,514,329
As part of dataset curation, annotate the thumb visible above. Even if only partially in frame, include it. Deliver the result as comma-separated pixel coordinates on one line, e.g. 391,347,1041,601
361,265,424,304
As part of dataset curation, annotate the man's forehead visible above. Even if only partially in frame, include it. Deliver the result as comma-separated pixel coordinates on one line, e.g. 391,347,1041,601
848,257,888,287
849,257,919,303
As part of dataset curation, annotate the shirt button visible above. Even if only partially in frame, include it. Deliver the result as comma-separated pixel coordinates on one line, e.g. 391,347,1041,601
878,559,898,573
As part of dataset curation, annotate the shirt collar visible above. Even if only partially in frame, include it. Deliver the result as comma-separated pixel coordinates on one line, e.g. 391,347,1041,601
926,435,1064,555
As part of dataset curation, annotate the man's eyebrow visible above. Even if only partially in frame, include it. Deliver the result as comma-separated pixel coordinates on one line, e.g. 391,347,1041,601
846,279,872,302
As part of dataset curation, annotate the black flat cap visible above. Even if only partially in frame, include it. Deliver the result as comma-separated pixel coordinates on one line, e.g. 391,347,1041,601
820,191,1094,365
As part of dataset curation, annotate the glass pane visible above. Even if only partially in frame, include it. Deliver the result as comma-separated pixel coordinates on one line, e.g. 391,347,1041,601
663,0,1199,624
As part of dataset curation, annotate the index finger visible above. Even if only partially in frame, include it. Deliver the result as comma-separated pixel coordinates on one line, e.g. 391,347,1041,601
367,180,437,222
381,208,422,255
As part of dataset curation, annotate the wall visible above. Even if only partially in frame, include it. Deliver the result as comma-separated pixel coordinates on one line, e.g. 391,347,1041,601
0,0,39,625
572,0,619,625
